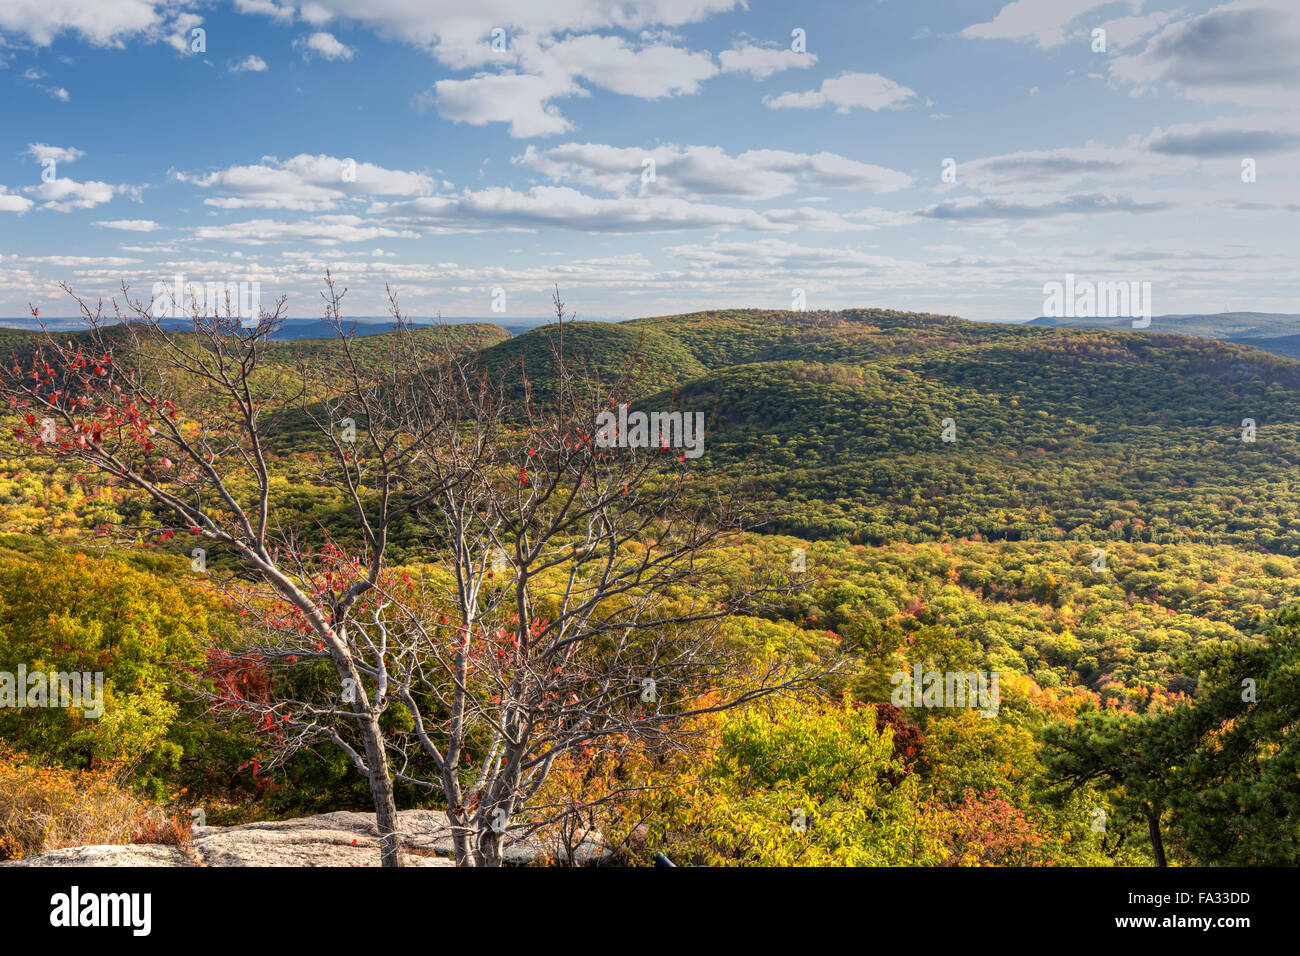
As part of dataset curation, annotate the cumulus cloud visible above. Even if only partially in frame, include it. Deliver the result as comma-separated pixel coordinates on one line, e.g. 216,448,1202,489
177,154,434,210
423,31,724,137
666,237,904,273
514,143,913,198
232,0,296,24
26,143,85,165
21,254,142,268
23,178,116,211
544,34,717,97
919,192,1174,221
192,215,419,246
234,0,740,66
0,187,35,214
372,186,783,234
960,0,1128,48
764,72,919,113
718,43,817,79
426,71,582,138
297,31,354,60
229,55,269,72
952,145,1177,196
231,2,744,137
21,66,73,100
1095,10,1179,49
1145,114,1300,157
160,12,204,55
762,207,873,231
1110,1,1300,105
0,0,172,46
94,219,162,231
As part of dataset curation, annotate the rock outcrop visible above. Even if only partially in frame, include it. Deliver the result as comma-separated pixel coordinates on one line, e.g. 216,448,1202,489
2,809,606,867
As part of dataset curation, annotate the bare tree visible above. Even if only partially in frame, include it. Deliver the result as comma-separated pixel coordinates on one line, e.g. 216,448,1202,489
1,277,824,866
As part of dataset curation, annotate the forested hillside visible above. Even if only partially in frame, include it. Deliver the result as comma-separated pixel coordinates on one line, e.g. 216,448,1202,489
1029,311,1300,360
2,304,1297,867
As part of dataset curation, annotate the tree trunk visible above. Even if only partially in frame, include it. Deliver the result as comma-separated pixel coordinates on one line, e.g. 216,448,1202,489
361,712,402,867
446,806,475,866
475,822,504,867
1146,808,1167,867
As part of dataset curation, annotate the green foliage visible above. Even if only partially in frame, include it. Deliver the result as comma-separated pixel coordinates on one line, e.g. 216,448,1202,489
4,307,1300,862
1165,620,1300,864
640,697,949,865
1039,620,1300,866
0,540,222,794
475,320,708,401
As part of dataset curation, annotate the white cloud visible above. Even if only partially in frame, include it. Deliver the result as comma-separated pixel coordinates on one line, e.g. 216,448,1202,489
235,0,740,67
0,0,172,46
428,71,581,138
372,185,788,233
22,254,142,267
178,154,434,210
1096,11,1178,49
298,31,354,61
515,143,912,198
762,207,872,231
919,191,1175,222
425,31,727,137
26,143,85,165
94,219,162,231
954,145,1177,196
229,55,269,72
542,34,716,97
764,72,919,113
192,215,419,246
161,12,203,55
1143,112,1300,157
666,237,904,272
718,43,817,79
0,187,35,214
960,0,1130,49
233,0,296,24
23,178,115,211
845,207,921,228
1110,1,1300,105
231,3,744,138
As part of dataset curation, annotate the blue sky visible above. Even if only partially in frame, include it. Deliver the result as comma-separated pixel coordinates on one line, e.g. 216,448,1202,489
1,0,1298,321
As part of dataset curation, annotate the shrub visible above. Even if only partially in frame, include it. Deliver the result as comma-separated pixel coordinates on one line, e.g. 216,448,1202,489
0,543,221,796
0,745,187,859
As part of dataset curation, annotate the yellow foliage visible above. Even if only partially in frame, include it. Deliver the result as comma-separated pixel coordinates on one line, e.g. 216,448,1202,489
0,745,187,860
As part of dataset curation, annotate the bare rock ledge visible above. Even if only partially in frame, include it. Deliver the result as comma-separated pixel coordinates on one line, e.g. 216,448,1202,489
2,810,607,867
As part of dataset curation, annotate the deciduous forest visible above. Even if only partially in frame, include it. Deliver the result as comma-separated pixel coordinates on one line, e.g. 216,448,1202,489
2,294,1295,867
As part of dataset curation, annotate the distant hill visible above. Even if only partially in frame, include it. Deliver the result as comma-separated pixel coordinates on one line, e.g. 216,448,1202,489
0,316,526,341
14,303,1300,552
474,320,708,398
1026,312,1300,359
591,308,1300,552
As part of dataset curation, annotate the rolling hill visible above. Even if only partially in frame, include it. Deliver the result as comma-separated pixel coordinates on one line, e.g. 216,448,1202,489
1027,311,1300,359
474,309,1300,552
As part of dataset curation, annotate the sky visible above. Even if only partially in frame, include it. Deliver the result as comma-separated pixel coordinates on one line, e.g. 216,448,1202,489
0,0,1298,322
